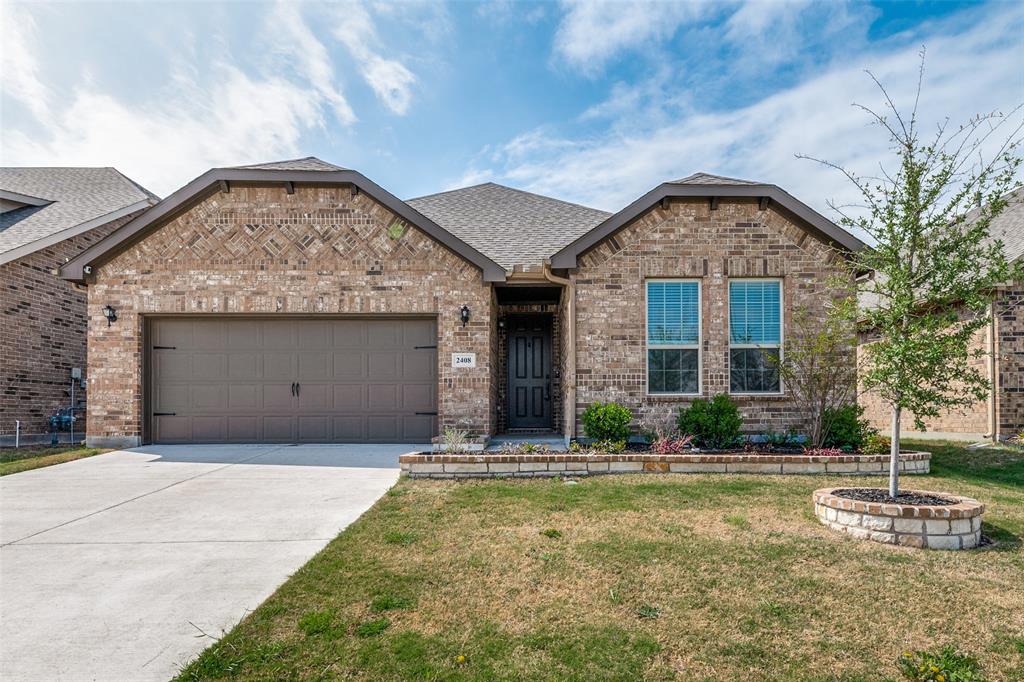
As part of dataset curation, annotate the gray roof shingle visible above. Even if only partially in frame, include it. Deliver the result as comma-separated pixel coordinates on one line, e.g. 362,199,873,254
407,182,611,268
977,186,1023,264
670,172,760,185
0,167,157,260
230,157,348,172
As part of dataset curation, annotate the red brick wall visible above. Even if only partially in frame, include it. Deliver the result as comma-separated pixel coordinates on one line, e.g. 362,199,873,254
1,216,133,436
86,185,494,446
571,197,852,437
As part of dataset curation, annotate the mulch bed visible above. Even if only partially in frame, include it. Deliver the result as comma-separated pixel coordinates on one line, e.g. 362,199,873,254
832,487,955,506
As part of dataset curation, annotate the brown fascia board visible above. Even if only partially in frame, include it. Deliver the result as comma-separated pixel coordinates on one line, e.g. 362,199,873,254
61,168,507,283
549,182,866,269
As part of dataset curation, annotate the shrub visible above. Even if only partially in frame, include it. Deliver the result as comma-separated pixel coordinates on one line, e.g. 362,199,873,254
581,402,633,442
677,394,742,449
650,433,694,454
823,404,876,450
593,439,626,454
896,645,985,681
439,427,470,452
862,433,891,455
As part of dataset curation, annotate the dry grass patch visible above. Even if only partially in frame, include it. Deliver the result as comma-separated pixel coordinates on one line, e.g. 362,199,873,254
178,442,1024,681
0,445,108,476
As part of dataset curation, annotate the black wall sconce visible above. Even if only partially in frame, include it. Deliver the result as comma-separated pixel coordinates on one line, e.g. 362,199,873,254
460,305,470,327
102,304,117,326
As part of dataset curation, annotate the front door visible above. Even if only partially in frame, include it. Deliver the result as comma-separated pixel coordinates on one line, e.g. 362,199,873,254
507,315,552,429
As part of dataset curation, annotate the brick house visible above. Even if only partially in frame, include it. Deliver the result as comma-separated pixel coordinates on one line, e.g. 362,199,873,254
1,168,157,443
858,189,1024,442
59,158,865,448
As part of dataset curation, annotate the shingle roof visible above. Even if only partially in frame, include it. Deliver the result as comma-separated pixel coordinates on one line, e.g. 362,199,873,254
230,157,348,172
977,186,1023,264
407,182,611,268
0,167,158,261
670,172,760,185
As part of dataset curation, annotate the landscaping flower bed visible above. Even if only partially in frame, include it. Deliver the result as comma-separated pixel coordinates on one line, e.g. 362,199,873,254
813,486,984,550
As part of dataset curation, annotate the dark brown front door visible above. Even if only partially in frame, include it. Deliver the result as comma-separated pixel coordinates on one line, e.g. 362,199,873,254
507,315,552,429
149,317,437,443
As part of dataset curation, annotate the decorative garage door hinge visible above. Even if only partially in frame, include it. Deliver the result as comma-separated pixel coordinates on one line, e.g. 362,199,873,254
415,411,438,416
152,346,177,350
414,345,437,349
153,412,177,416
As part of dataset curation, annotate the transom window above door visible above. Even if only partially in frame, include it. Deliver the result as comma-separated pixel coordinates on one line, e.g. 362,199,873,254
646,280,700,395
729,279,782,393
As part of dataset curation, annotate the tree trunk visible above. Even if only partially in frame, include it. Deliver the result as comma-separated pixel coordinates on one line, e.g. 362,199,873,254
889,405,901,498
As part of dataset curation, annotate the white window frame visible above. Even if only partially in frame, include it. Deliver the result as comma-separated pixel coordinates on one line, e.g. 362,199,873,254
645,278,702,397
727,277,784,396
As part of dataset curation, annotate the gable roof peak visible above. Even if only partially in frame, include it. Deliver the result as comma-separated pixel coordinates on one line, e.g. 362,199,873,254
228,156,348,172
670,172,761,186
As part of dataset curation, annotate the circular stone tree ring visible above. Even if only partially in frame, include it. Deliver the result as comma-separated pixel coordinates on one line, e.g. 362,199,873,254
813,487,985,550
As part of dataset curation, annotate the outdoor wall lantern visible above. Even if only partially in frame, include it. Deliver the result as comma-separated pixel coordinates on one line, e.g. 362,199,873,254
460,305,471,327
102,305,118,326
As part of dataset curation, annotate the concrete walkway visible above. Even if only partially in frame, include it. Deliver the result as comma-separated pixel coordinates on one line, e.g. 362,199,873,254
0,444,414,681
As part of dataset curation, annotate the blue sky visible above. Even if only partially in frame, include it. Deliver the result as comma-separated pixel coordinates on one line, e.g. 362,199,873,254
2,0,1022,216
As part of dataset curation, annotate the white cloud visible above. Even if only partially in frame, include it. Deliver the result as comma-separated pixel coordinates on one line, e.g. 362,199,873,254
553,0,713,74
266,0,356,125
331,2,417,115
0,3,52,123
463,3,1024,231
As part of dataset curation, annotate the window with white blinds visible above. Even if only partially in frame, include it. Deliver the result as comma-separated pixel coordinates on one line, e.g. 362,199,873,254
646,280,700,394
728,280,782,393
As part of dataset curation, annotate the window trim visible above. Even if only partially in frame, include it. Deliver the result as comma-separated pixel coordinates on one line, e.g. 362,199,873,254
727,277,784,396
645,278,702,397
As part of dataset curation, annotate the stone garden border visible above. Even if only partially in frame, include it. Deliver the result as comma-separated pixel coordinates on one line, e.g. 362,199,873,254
813,487,984,550
399,450,930,478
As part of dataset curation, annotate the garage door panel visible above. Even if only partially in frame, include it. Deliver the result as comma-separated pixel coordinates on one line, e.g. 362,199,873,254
227,416,259,441
263,416,294,441
191,353,227,380
263,384,295,411
368,352,399,379
191,385,227,410
333,352,365,378
228,353,260,380
298,384,332,411
298,352,331,379
334,385,364,411
228,385,261,410
151,318,437,443
192,320,227,349
263,352,294,379
367,321,401,347
368,384,398,410
227,320,263,349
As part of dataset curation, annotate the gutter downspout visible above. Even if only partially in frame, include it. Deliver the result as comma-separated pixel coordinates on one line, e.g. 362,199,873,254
543,261,576,442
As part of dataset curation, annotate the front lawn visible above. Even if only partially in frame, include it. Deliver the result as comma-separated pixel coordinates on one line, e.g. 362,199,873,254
179,441,1024,681
0,445,108,476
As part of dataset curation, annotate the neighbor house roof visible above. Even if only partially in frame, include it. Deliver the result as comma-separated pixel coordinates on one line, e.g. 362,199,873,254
61,157,507,283
0,167,158,265
979,186,1023,264
550,172,866,268
407,183,611,269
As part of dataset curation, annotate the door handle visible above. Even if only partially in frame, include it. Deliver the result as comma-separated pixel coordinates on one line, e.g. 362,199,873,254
295,382,300,397
291,382,296,397
545,381,551,401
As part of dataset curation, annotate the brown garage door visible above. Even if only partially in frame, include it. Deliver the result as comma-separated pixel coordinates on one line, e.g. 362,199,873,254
149,318,437,443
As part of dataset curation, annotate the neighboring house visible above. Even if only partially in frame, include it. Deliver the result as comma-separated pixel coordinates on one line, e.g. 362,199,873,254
60,157,864,448
858,189,1024,442
1,168,158,443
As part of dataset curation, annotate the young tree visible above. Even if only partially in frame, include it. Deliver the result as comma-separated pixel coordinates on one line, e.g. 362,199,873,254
803,53,1023,497
771,297,859,448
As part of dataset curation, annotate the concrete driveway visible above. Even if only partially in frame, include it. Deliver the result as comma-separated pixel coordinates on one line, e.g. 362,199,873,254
0,443,414,681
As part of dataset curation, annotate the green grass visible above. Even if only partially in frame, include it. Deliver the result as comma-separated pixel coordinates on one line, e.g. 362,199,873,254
0,445,108,476
177,440,1024,681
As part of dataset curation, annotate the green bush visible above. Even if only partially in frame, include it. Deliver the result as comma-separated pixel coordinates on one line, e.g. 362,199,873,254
896,645,985,681
862,432,891,455
581,402,633,442
823,404,875,450
677,394,742,449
